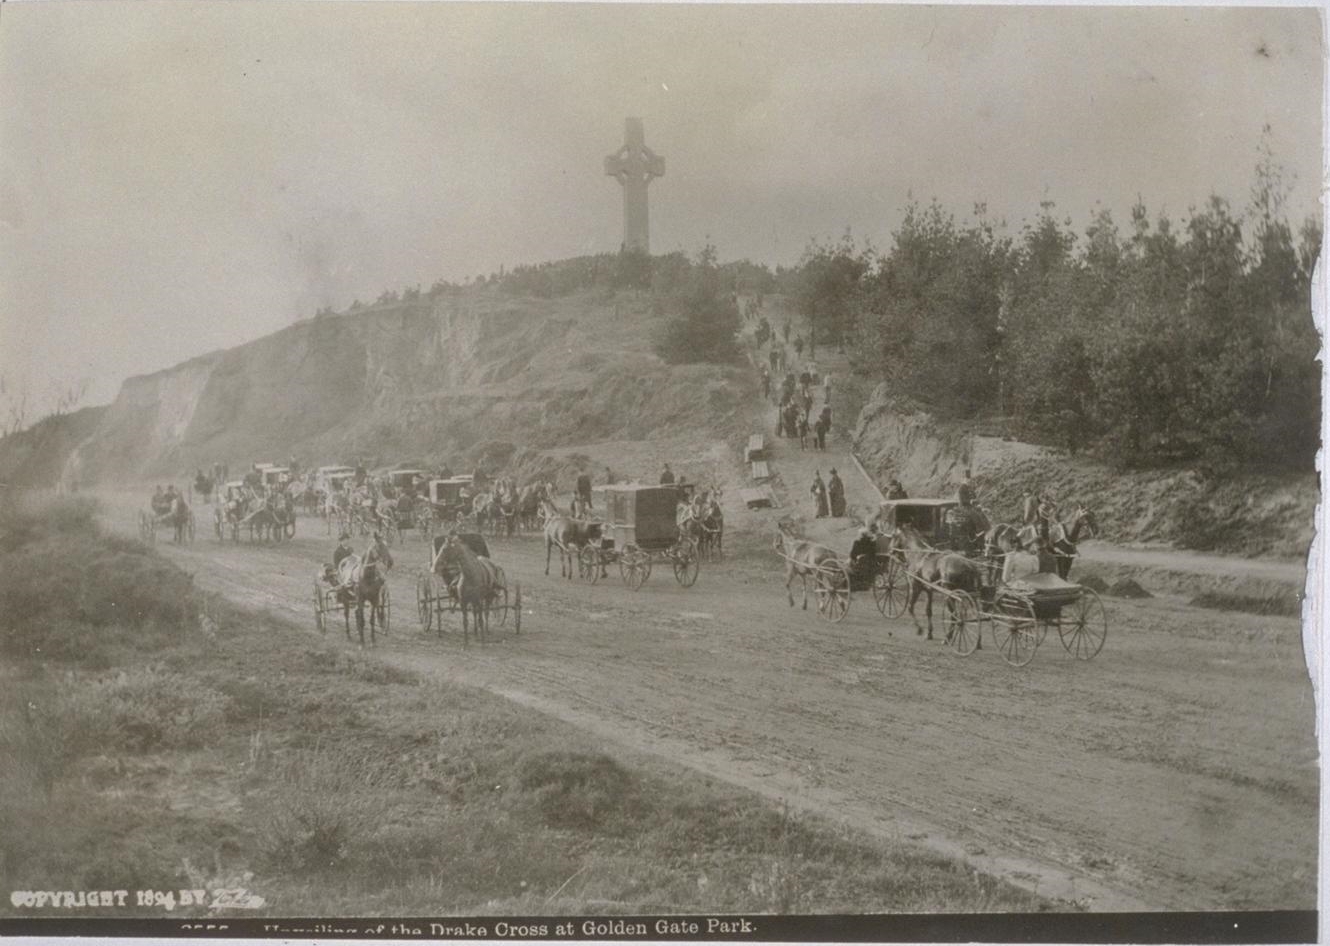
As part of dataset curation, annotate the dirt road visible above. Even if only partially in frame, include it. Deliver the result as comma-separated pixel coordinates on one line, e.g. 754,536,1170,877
109,493,1317,911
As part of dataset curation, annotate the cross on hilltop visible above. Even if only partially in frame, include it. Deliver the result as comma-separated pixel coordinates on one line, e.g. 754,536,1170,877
604,118,664,254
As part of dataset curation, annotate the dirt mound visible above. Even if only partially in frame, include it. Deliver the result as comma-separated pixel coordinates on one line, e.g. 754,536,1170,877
1108,578,1152,599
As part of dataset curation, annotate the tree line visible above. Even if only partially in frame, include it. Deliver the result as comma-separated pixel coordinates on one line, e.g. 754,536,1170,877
789,151,1320,471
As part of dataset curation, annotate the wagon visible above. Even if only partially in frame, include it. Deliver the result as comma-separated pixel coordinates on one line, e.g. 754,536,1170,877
578,484,699,590
416,532,521,640
424,476,476,531
314,566,391,638
942,570,1108,668
869,498,1108,667
213,480,251,542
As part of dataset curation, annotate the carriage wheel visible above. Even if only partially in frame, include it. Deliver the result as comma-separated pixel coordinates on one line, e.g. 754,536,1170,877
579,546,602,584
377,583,391,635
1059,589,1108,660
314,583,327,634
672,540,700,588
872,555,909,618
417,573,435,632
620,548,650,590
944,590,981,656
284,518,296,540
513,582,522,635
491,586,510,627
815,564,851,622
993,596,1039,667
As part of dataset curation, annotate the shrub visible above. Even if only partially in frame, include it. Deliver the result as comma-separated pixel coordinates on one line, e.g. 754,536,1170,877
259,750,390,873
58,666,230,752
517,751,642,831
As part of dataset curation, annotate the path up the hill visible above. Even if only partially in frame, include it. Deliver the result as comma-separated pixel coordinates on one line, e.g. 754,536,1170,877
742,308,881,553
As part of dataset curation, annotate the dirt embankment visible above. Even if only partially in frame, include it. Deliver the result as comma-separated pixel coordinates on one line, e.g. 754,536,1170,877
852,384,1317,559
6,287,753,489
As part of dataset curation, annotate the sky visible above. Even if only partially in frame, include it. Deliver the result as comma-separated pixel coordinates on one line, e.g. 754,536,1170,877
0,2,1323,408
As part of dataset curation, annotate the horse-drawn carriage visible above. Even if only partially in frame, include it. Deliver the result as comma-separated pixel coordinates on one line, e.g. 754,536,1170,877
416,532,521,644
213,480,296,543
315,534,392,647
139,492,195,545
868,498,1107,667
424,476,475,532
576,484,700,590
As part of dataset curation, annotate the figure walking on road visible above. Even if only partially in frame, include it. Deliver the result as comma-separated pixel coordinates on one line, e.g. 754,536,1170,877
828,468,846,518
811,471,829,518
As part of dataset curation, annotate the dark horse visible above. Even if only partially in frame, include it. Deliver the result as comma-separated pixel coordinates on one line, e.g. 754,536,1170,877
168,494,192,544
542,498,602,579
328,534,393,647
890,523,981,641
1046,504,1098,580
437,533,506,645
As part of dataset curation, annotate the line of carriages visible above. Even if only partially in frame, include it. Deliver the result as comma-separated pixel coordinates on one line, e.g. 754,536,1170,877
777,497,1108,668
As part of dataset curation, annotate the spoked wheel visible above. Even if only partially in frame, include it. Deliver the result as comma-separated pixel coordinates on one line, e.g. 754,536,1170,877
284,518,296,540
314,583,327,634
815,563,851,623
579,546,602,584
993,595,1039,667
672,539,699,587
944,590,981,655
872,555,909,618
417,573,435,632
490,585,510,627
1058,589,1108,659
619,547,651,590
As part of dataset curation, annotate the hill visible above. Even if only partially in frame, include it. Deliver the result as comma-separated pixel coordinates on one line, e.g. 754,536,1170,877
17,286,753,488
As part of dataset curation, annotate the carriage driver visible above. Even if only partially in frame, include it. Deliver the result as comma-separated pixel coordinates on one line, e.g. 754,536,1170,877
946,483,990,556
848,526,880,589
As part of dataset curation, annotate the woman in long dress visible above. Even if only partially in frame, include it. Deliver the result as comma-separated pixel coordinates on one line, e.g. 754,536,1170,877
811,472,829,518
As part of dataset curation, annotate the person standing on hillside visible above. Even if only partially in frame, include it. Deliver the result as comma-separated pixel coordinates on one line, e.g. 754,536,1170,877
659,463,675,485
604,466,617,486
576,471,593,512
810,471,829,518
827,468,846,517
761,366,771,401
813,412,828,451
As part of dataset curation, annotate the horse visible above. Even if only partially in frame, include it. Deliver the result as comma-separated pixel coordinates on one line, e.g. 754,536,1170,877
168,494,192,544
1046,504,1098,580
517,483,546,532
889,523,982,641
695,490,724,561
436,533,506,645
773,526,839,611
542,498,602,579
329,533,393,647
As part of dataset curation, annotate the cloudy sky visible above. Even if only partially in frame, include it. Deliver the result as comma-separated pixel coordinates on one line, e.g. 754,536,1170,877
0,2,1322,407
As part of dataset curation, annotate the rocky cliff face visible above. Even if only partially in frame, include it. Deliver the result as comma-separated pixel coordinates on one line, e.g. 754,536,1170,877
36,288,749,487
850,383,1317,557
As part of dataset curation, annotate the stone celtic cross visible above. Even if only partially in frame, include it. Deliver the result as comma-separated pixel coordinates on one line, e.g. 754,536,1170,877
604,117,664,254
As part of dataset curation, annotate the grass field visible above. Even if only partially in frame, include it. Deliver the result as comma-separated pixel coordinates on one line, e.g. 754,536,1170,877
0,494,1060,917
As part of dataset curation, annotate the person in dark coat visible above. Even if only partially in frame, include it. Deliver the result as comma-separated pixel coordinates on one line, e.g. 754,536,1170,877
827,468,846,517
659,464,675,485
761,367,771,401
797,413,809,450
814,414,828,450
886,479,908,500
576,472,593,510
